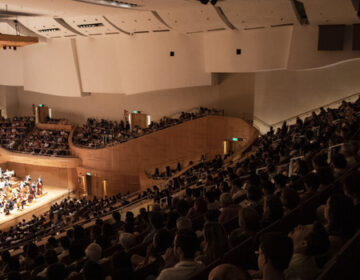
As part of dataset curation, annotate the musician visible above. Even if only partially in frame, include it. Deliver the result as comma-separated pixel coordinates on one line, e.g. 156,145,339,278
36,177,43,196
25,175,31,185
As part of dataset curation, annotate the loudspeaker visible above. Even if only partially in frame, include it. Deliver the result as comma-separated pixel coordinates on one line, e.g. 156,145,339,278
318,25,345,51
353,24,360,50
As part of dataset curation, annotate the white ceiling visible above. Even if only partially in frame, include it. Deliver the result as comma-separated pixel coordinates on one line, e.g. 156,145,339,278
0,0,359,38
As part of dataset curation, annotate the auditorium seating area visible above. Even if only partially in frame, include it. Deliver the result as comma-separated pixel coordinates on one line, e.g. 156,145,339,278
0,117,35,151
0,98,359,280
72,107,222,148
16,128,71,156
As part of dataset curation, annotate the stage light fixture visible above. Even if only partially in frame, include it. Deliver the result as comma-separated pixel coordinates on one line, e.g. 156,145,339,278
200,0,209,4
14,46,17,51
2,46,6,50
211,0,218,5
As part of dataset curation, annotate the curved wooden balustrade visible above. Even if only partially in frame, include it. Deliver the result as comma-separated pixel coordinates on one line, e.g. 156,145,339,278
69,116,258,196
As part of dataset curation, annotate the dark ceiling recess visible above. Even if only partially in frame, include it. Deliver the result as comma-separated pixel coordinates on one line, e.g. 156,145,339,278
199,0,218,5
291,0,309,25
318,25,346,51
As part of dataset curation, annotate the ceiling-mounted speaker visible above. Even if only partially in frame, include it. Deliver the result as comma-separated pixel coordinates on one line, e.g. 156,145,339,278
353,24,360,50
318,25,345,51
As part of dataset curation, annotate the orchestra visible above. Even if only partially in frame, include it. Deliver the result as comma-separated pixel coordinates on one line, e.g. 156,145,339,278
0,168,44,215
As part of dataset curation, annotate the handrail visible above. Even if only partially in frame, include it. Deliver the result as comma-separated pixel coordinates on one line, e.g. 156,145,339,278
254,92,360,129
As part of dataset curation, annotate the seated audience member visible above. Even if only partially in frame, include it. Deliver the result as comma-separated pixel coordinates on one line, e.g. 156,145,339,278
83,260,104,280
187,198,208,219
280,188,300,215
285,222,330,280
196,222,229,265
261,181,275,197
143,211,164,244
46,263,68,280
119,232,137,252
37,249,58,277
301,173,320,200
209,264,252,280
218,193,239,224
111,251,135,280
231,180,245,201
157,230,203,280
7,271,21,280
331,153,347,178
343,171,360,227
244,184,263,215
206,191,220,210
257,232,293,280
260,195,284,228
58,237,71,261
324,194,356,253
273,174,288,196
176,217,192,232
229,206,260,247
85,242,102,262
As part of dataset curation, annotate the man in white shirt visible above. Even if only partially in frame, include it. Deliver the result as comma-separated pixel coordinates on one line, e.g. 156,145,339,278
157,230,203,280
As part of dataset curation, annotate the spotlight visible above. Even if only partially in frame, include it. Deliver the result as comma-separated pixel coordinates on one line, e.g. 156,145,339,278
211,0,218,4
200,0,209,4
13,46,17,51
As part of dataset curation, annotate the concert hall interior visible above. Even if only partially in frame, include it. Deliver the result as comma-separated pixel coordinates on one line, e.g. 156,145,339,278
0,1,359,280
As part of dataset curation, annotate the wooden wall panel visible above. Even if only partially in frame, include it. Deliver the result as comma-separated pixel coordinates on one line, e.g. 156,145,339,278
70,116,258,194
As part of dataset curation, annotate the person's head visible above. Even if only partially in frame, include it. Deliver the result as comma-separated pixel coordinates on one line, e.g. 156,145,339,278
149,211,163,230
343,171,360,203
153,229,174,255
83,260,104,280
112,211,121,223
85,242,102,262
176,217,192,231
220,192,234,207
317,167,334,186
44,249,58,265
274,174,288,189
119,233,137,251
47,237,58,249
332,153,347,170
111,252,134,280
46,263,67,280
325,194,356,239
176,199,190,217
246,184,262,202
59,236,70,250
312,153,328,170
7,257,20,272
174,230,198,261
208,264,252,280
263,195,283,220
303,173,320,192
289,222,330,256
203,222,229,261
262,181,275,196
258,232,293,274
25,242,38,259
238,206,260,232
280,188,300,211
193,198,208,213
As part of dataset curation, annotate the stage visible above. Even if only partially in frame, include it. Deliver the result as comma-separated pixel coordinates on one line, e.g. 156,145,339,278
0,186,69,230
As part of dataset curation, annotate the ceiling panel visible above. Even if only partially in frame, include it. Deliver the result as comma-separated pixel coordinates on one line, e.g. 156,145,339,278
158,6,228,34
63,16,123,35
302,0,360,25
218,0,297,30
18,17,78,38
0,22,17,35
106,11,169,33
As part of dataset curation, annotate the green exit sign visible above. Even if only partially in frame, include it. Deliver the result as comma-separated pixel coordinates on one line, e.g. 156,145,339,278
232,138,239,142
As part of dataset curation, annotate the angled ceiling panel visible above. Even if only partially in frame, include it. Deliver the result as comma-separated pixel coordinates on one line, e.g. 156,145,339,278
218,0,297,30
106,11,169,33
0,22,18,35
63,16,123,35
158,6,228,33
302,0,359,25
18,17,78,38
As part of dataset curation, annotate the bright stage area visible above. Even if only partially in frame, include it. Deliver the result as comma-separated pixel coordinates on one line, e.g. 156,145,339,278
0,186,69,230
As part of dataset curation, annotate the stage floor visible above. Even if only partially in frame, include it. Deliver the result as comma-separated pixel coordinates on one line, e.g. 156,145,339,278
0,186,69,230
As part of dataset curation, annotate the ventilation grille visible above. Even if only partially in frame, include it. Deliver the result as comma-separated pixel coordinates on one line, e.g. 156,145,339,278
77,23,104,28
38,28,60,33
